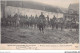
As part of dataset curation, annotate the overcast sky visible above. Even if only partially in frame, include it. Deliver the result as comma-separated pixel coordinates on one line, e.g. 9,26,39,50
25,0,79,8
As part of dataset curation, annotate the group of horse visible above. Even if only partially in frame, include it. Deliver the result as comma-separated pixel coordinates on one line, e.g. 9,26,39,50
1,12,79,33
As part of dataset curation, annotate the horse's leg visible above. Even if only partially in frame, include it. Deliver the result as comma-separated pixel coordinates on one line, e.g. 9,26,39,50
52,26,53,30
52,25,54,30
56,24,58,29
55,23,58,29
42,27,44,33
61,25,63,31
60,23,62,31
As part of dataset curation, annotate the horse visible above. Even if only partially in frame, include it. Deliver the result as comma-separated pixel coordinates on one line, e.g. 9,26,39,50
50,16,57,30
37,12,46,33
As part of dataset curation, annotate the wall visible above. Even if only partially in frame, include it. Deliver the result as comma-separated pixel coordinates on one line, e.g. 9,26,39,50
5,6,63,19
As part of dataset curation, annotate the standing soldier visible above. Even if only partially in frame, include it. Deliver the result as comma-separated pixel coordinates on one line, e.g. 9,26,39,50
46,15,49,27
60,18,64,31
50,15,57,30
25,15,29,27
35,15,38,28
24,15,28,27
29,15,33,27
16,14,20,27
29,15,34,27
38,12,46,33
13,13,20,27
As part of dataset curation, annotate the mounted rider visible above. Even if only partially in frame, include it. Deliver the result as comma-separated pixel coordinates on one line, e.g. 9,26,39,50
37,12,46,33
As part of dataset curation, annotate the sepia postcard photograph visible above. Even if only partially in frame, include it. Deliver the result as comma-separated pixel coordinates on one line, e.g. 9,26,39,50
0,0,79,50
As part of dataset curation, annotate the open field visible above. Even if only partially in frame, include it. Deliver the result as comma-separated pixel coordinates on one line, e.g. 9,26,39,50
1,26,79,43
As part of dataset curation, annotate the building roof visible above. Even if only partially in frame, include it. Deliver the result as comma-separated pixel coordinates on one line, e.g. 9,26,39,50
68,3,79,14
